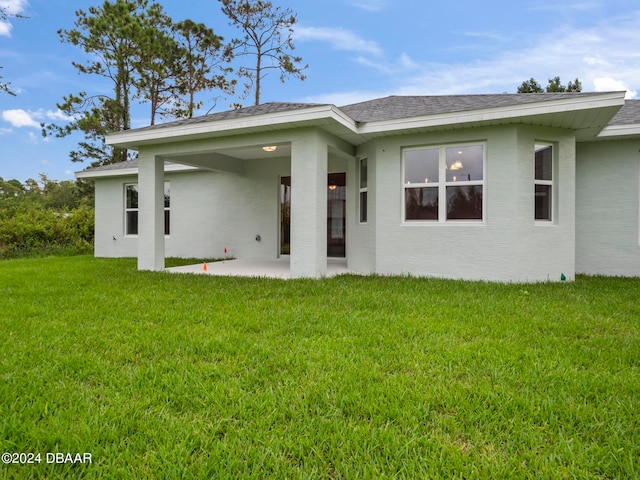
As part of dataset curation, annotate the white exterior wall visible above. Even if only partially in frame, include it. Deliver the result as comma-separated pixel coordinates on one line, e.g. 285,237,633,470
347,143,376,274
289,129,328,277
576,139,640,276
94,174,139,257
94,124,584,281
369,126,576,282
94,158,290,260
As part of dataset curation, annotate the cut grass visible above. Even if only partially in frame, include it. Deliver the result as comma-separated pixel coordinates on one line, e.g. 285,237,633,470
0,256,638,479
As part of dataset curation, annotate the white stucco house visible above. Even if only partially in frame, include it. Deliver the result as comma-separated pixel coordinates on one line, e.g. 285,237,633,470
76,92,640,281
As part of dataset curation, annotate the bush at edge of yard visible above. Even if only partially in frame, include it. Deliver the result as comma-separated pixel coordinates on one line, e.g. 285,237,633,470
0,205,94,259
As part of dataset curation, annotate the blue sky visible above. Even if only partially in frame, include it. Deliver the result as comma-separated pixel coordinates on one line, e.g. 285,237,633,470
1,0,639,182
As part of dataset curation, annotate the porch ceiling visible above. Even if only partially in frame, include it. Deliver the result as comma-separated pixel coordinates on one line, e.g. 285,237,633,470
164,144,292,173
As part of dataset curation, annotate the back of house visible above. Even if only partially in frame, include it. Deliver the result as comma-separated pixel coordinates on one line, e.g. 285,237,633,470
77,93,640,281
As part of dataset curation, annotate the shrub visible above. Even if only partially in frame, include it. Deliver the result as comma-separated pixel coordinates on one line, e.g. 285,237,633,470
0,205,94,258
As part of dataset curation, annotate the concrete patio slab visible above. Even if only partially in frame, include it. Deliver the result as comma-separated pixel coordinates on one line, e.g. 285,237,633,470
165,257,351,279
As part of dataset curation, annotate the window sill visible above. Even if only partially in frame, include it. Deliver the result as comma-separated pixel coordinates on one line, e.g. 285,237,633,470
402,220,486,226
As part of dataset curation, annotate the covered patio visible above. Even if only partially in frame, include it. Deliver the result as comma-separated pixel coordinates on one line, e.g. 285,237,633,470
105,109,358,279
165,257,351,279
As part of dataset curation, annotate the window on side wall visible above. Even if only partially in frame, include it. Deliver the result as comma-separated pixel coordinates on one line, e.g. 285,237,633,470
534,144,553,221
124,182,170,236
403,144,484,222
359,158,368,223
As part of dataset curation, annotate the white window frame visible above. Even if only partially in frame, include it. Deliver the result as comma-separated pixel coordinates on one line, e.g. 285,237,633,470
534,143,554,223
402,142,486,223
124,183,139,237
124,182,170,236
359,157,368,224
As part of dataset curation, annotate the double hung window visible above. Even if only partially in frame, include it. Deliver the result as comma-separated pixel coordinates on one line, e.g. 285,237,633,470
359,158,368,223
404,144,484,222
124,183,170,235
534,144,553,221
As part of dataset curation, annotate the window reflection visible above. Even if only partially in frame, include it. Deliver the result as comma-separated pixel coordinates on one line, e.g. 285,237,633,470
534,144,553,221
124,182,170,236
405,187,438,220
405,148,439,184
535,184,552,220
447,185,483,220
403,144,484,222
446,145,483,182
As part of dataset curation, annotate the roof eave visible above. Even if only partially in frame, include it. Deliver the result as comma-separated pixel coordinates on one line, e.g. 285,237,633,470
75,162,199,179
357,92,626,136
596,123,640,140
106,105,359,150
104,92,628,150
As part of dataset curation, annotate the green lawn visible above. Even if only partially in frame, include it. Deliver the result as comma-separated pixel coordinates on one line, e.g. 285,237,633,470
0,256,638,479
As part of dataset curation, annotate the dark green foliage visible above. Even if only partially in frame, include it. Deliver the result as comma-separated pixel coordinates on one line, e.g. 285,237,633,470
220,0,307,105
46,0,234,166
170,19,235,118
0,176,94,258
0,206,94,258
518,76,583,93
517,77,544,93
44,0,308,165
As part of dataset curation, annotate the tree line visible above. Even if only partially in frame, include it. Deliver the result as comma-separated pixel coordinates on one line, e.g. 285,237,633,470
517,76,582,93
42,0,307,167
1,1,307,259
0,176,94,258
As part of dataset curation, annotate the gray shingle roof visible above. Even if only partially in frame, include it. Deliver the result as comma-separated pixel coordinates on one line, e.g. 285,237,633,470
339,93,612,123
83,159,138,172
608,99,640,125
128,92,631,134
81,93,637,176
135,102,328,132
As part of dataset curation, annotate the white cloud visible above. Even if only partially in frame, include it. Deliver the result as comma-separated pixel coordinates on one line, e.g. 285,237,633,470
301,9,640,103
583,56,611,68
0,21,11,36
303,89,390,106
355,52,419,76
0,126,12,135
594,77,637,98
528,1,602,12
1,108,75,129
0,0,28,15
2,109,39,128
460,31,508,42
295,26,382,56
399,53,418,69
45,109,75,122
0,0,27,36
349,1,388,12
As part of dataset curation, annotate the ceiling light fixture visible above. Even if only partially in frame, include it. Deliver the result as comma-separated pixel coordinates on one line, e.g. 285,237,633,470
262,145,277,152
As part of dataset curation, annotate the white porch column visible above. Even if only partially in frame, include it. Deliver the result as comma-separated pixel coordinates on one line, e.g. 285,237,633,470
290,130,328,278
137,153,165,271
